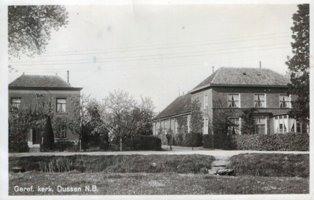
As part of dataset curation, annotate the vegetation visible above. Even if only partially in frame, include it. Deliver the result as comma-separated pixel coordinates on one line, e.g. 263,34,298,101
286,4,309,124
8,5,68,57
229,153,309,177
9,154,215,173
41,116,54,151
240,108,256,135
9,172,308,195
203,133,309,151
232,133,309,151
102,90,155,151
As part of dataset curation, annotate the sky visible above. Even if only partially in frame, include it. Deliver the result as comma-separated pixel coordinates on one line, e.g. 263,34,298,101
9,4,298,113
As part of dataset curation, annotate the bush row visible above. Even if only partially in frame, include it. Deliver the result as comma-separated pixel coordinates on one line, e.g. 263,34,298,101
173,133,203,147
203,133,309,151
116,135,162,151
9,154,215,173
229,153,309,177
233,133,309,151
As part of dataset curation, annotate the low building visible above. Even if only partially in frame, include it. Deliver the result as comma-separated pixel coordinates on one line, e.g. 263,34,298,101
153,67,305,140
9,73,82,151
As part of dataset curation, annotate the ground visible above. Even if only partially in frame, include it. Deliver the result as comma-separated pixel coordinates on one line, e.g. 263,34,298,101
9,172,308,195
9,148,309,195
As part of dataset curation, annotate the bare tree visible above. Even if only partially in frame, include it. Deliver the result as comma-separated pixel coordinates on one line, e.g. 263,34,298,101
102,90,137,151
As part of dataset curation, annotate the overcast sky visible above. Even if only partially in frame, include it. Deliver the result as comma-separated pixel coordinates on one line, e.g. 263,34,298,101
9,4,298,113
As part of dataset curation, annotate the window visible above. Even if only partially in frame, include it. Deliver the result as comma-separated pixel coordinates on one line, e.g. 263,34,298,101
228,118,240,135
11,98,21,109
56,98,66,113
204,94,208,109
254,94,266,108
254,117,266,134
228,94,240,108
279,95,291,108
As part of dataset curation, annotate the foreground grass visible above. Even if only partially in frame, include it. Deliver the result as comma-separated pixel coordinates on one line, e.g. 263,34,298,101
9,154,215,173
229,153,309,177
9,172,308,195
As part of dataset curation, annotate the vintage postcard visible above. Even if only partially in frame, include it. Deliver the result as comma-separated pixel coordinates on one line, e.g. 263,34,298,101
0,0,312,199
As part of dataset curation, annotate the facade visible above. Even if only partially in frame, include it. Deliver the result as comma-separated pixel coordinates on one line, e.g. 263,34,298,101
9,74,82,150
153,67,304,138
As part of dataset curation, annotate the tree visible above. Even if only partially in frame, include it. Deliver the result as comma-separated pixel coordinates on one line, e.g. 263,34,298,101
103,90,137,151
286,4,309,123
241,108,257,135
8,5,68,57
190,100,203,134
41,116,54,151
190,99,203,150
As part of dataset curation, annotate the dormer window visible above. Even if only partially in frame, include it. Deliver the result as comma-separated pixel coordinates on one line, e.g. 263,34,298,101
254,94,266,108
279,95,291,108
228,94,240,108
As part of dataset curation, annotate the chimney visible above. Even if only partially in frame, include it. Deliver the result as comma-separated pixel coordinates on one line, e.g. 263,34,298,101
259,61,262,69
212,66,215,74
67,70,69,84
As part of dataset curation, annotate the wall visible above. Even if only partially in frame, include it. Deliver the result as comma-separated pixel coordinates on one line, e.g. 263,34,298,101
193,86,294,135
9,89,81,142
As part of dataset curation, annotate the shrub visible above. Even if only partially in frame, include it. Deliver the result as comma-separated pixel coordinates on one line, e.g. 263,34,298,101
41,116,54,152
9,133,29,152
232,133,309,151
54,140,77,151
229,153,309,177
203,132,309,151
9,123,29,153
110,135,162,151
203,131,234,150
174,133,203,147
130,135,161,151
9,154,215,173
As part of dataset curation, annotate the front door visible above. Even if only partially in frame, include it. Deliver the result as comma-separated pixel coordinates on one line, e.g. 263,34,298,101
32,128,41,144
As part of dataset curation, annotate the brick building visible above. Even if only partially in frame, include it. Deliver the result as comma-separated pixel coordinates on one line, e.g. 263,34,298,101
9,73,82,150
153,67,305,138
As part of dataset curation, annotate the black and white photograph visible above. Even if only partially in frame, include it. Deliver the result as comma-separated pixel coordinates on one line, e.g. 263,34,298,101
0,0,311,198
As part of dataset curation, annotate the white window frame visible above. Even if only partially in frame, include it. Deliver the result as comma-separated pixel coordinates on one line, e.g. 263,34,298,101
56,98,67,113
254,94,266,108
11,97,21,110
204,94,208,110
279,94,291,108
227,94,240,108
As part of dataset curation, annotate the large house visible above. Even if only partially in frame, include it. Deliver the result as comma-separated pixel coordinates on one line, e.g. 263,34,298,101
153,67,305,139
9,73,82,151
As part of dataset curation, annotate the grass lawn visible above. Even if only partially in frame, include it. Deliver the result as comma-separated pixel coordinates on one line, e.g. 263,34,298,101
9,171,308,195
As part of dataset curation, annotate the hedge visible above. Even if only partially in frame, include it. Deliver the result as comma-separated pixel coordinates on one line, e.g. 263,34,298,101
173,133,203,147
203,133,308,151
229,153,309,177
111,135,162,151
9,154,215,173
54,140,79,152
233,133,309,151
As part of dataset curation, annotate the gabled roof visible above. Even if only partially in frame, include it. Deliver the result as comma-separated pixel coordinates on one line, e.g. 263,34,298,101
192,67,289,93
9,74,82,90
155,93,191,120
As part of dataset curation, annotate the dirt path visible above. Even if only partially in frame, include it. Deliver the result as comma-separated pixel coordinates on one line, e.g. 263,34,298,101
10,145,308,158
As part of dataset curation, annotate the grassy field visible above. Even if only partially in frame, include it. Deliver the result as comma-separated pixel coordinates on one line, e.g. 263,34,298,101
9,171,308,195
9,154,215,173
229,153,309,177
